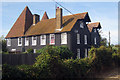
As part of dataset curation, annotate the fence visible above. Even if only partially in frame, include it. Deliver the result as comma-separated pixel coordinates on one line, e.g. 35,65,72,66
2,53,41,65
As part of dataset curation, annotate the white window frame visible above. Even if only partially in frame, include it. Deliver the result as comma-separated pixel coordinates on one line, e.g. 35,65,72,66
40,35,46,45
7,39,11,46
18,38,22,46
50,34,55,45
77,49,80,59
84,35,87,44
94,29,96,32
32,36,37,46
80,21,84,28
77,34,80,44
61,33,67,44
25,37,29,46
94,37,97,45
34,49,36,53
85,49,88,57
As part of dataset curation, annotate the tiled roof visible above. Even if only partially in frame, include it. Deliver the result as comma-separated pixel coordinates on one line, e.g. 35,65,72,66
87,22,101,32
25,12,90,36
6,6,91,38
41,11,49,20
6,6,33,38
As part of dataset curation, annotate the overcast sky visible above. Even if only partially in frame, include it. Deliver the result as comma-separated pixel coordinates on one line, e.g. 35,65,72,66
1,2,118,45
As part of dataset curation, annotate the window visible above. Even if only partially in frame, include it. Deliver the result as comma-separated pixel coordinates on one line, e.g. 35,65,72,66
80,21,84,28
77,34,80,44
85,49,88,57
32,36,37,46
84,35,87,44
94,37,97,45
25,37,29,46
34,49,36,53
61,33,67,44
50,34,55,45
40,35,46,45
94,29,96,32
77,49,80,59
7,39,11,46
18,38,22,46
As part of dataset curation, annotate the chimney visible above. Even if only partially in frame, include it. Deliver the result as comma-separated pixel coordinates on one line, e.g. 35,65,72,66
33,14,40,25
56,7,62,30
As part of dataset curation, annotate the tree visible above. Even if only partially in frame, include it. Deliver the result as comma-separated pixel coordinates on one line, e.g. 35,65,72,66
0,35,7,53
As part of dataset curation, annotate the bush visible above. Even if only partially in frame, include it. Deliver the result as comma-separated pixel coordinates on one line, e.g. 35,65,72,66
88,46,113,71
63,58,91,78
2,64,26,79
112,52,120,66
27,48,33,53
36,45,73,59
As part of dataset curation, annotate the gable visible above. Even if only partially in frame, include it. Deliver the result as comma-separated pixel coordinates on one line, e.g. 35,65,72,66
6,6,33,38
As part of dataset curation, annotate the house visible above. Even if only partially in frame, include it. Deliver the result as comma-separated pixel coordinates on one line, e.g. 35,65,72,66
5,6,101,58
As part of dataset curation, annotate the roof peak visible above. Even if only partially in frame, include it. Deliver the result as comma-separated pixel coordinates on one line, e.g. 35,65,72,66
41,11,49,20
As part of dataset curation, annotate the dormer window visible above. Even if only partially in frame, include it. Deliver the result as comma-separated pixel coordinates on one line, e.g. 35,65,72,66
32,36,37,46
7,39,11,46
50,34,55,45
80,21,84,28
18,38,22,46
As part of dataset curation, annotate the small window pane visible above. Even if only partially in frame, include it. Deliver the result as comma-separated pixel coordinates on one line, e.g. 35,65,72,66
80,22,84,28
18,38,22,46
32,36,37,46
85,49,88,57
61,33,67,44
84,35,87,44
77,34,80,44
40,35,46,45
50,34,55,45
25,37,29,46
77,49,80,59
7,39,11,46
94,37,97,44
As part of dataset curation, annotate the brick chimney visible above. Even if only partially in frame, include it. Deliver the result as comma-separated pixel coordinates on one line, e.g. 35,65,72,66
33,14,40,25
56,7,62,30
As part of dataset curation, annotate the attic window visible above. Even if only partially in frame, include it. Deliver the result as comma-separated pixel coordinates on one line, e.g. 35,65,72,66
50,34,55,45
7,39,11,46
80,21,84,28
18,38,22,46
40,35,46,45
61,33,67,44
32,36,37,46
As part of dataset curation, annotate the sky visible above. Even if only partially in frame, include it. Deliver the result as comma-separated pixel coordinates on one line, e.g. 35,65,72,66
0,2,118,45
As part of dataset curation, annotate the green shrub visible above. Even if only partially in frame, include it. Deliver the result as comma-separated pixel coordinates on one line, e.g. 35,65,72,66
27,48,33,53
2,64,26,79
88,46,113,71
63,58,91,78
112,52,120,66
36,45,73,59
